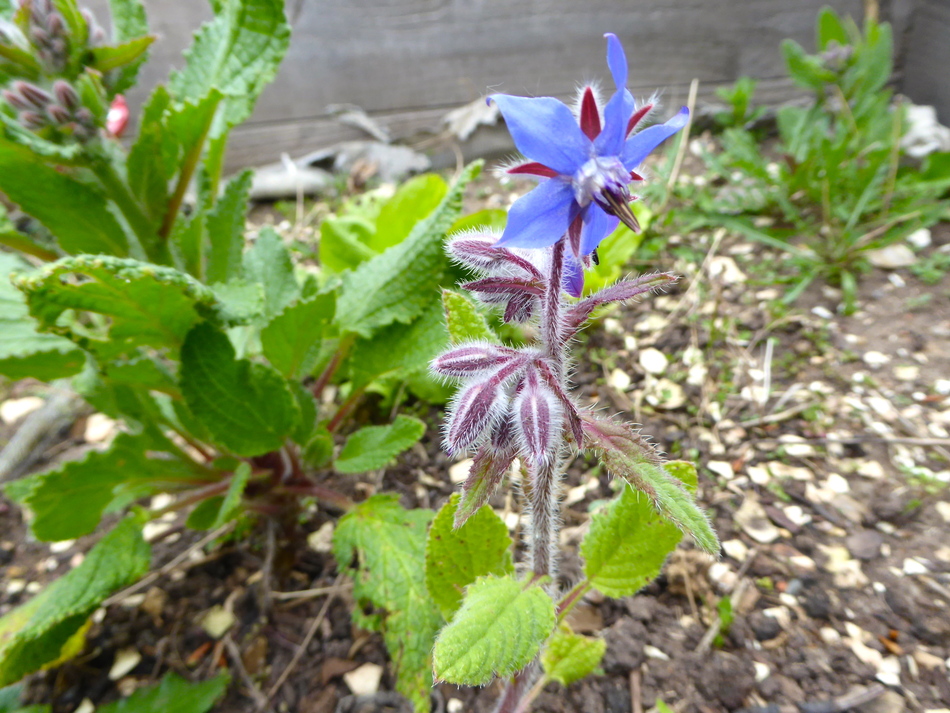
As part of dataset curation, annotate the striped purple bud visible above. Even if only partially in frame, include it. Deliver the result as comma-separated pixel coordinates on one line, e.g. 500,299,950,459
46,103,70,124
431,343,518,380
52,80,80,111
443,358,528,455
512,367,563,465
448,233,544,280
19,111,47,129
3,90,32,111
13,81,51,109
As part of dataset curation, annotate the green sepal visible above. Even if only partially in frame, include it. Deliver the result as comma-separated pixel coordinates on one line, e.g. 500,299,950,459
441,289,498,343
541,629,606,686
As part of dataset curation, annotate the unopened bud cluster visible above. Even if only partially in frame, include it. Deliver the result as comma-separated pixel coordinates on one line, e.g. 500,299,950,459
3,78,95,139
0,0,105,73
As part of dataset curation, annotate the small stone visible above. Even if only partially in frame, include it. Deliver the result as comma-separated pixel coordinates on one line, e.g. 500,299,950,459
644,378,686,409
902,558,928,575
858,461,886,479
74,700,94,713
936,379,950,396
6,579,25,595
722,539,748,561
749,612,782,641
0,396,44,424
863,351,891,368
747,465,770,485
49,539,75,553
639,348,668,375
707,461,734,480
84,413,118,443
876,656,902,687
708,562,737,591
447,700,464,713
913,650,945,670
608,368,632,391
108,648,142,680
643,645,670,660
141,587,166,619
818,545,869,588
907,228,932,249
343,662,383,696
307,522,334,553
846,530,883,561
199,606,235,639
867,244,916,269
826,473,850,493
709,256,747,284
894,365,920,382
753,662,770,682
820,627,841,645
448,459,472,484
935,502,950,523
735,494,780,544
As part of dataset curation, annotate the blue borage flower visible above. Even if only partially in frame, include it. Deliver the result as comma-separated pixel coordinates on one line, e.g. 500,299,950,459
490,33,689,296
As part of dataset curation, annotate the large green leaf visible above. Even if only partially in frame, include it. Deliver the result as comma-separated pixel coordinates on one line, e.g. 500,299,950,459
581,414,719,554
0,254,83,381
180,322,299,457
205,170,252,284
97,672,228,713
424,494,513,619
242,227,299,321
318,216,376,274
335,161,481,337
333,495,441,713
13,256,217,360
347,299,447,389
335,415,426,474
581,483,682,598
370,173,448,252
0,517,150,686
0,138,129,256
260,293,335,379
433,575,555,686
7,432,200,542
168,0,290,131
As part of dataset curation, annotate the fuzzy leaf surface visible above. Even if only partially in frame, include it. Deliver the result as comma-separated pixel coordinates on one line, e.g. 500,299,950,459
370,173,448,252
0,255,83,381
96,672,228,713
347,299,447,389
335,161,481,337
334,415,425,474
0,138,129,256
7,432,198,541
205,170,252,284
582,414,719,554
541,630,606,686
13,256,216,360
441,290,498,343
424,493,513,619
333,495,441,713
433,575,555,686
168,0,290,130
180,322,299,457
0,517,150,686
242,227,299,321
581,484,682,598
107,0,150,93
261,293,336,379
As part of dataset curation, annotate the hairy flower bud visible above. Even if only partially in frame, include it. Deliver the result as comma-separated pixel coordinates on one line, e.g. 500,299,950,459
46,103,71,125
2,90,31,111
431,343,518,380
45,12,64,36
75,106,94,128
52,80,80,112
13,80,52,109
19,111,47,129
512,368,563,465
448,234,544,280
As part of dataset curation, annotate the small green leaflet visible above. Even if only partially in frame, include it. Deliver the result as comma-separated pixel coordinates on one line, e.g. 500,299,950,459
106,0,151,94
580,483,682,598
96,672,229,713
243,227,300,321
541,630,606,686
168,0,290,131
335,415,426,474
441,290,498,344
0,517,150,686
581,414,719,554
433,575,555,686
0,254,83,381
333,495,441,713
319,216,376,274
205,170,253,284
424,494,513,619
180,322,299,457
261,293,336,379
13,256,217,360
335,161,481,337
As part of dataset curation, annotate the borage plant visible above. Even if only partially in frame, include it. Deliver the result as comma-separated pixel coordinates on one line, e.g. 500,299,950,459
333,34,718,713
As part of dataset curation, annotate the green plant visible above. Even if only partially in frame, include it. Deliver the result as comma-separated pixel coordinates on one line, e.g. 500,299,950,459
713,77,767,130
0,0,487,695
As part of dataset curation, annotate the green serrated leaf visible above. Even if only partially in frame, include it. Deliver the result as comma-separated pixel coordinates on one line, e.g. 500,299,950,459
0,255,83,381
441,289,498,343
205,170,252,284
13,255,216,360
107,0,150,94
333,494,441,712
347,298,447,390
581,483,682,598
424,494,513,619
0,137,129,255
261,293,335,379
541,630,606,686
97,672,228,713
211,278,264,325
168,0,290,131
371,173,448,252
335,161,481,337
433,575,555,686
6,432,198,541
335,415,425,474
581,414,719,554
243,227,299,321
180,322,298,457
0,516,150,686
